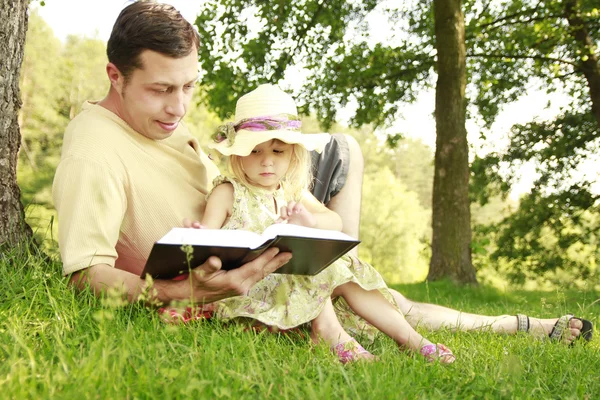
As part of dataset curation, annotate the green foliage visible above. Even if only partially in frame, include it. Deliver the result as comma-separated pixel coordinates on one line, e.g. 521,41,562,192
19,10,68,171
359,167,429,283
474,191,600,287
195,0,433,128
463,0,600,126
59,34,108,118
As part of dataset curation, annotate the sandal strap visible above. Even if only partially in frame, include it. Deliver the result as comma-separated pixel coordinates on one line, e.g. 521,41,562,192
549,314,574,341
331,338,373,364
516,314,530,332
419,344,455,362
419,344,438,359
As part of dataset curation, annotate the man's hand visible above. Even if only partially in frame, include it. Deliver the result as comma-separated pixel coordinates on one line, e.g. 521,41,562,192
180,217,292,303
183,248,291,303
69,243,291,306
277,201,317,227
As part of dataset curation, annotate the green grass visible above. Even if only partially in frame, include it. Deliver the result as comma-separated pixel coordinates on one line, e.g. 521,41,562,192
1,249,599,399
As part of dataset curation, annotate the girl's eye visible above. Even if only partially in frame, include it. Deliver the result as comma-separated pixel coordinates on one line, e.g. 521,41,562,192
273,149,284,154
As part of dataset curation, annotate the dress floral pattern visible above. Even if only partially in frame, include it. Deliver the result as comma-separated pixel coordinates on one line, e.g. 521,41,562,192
212,176,398,340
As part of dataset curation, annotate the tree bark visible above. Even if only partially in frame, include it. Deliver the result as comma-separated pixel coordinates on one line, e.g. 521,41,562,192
428,0,477,284
0,0,33,250
564,0,600,129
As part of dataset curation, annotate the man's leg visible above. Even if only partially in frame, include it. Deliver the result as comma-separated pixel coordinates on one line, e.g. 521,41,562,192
311,133,362,238
325,134,363,238
391,289,584,343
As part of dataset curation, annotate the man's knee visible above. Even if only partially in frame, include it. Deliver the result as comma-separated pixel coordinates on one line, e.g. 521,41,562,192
390,289,415,314
343,134,364,173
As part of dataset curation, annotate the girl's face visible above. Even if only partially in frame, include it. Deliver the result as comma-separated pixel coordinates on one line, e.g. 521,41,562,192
241,140,293,191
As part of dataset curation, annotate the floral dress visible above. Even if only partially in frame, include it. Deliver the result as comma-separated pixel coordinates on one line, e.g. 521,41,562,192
212,176,398,340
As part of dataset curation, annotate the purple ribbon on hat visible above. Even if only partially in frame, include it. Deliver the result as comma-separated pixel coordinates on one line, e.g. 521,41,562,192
212,113,302,146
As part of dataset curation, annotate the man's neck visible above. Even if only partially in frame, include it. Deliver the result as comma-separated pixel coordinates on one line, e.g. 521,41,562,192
97,90,122,119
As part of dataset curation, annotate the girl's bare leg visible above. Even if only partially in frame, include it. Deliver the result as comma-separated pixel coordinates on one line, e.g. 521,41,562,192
310,297,352,345
311,297,375,363
334,282,455,363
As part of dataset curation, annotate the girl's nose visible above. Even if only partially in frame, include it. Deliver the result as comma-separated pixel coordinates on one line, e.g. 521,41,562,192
261,155,273,166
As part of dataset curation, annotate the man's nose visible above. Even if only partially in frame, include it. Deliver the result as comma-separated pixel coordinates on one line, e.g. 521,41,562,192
165,91,185,117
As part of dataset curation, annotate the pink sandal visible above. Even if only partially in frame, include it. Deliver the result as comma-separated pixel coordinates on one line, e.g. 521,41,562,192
331,338,376,364
419,343,456,364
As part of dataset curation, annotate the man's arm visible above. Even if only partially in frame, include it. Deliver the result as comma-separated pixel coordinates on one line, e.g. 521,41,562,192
69,248,292,305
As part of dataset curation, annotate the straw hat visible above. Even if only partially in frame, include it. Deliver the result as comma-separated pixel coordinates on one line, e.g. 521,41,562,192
208,84,331,156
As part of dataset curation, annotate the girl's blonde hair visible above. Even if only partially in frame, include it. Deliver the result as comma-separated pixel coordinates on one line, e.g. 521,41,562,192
226,141,313,201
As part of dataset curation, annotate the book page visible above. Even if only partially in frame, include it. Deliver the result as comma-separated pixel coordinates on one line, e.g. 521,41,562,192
261,223,358,241
157,228,265,248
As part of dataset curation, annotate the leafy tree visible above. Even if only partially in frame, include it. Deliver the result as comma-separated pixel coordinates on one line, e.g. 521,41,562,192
391,138,434,210
18,9,66,172
18,12,109,253
463,0,600,279
59,35,108,120
0,0,32,249
194,0,478,283
360,167,430,283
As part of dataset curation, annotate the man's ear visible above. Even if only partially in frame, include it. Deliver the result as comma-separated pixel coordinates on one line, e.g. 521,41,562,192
106,62,125,94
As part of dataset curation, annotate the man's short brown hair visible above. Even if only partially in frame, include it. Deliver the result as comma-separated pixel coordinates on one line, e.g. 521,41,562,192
106,1,200,81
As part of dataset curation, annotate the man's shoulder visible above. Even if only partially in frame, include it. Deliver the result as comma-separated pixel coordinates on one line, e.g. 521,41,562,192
67,102,125,138
62,103,136,159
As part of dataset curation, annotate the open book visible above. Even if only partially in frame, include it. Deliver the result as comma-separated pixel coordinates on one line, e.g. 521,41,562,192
141,224,360,279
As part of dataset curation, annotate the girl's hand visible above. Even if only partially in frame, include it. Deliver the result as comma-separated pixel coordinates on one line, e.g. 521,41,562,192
278,201,317,227
183,218,205,229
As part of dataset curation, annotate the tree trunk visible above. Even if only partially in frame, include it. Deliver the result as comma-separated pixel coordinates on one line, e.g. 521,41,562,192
0,0,33,250
564,0,600,129
428,0,477,284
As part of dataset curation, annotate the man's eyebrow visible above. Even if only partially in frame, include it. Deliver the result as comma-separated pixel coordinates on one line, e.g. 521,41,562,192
148,76,200,87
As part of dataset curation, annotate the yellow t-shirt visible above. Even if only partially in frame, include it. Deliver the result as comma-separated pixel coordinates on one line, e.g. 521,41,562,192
52,102,220,276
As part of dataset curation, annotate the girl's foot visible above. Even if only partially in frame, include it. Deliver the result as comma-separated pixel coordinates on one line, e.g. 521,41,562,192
419,343,456,364
331,338,376,364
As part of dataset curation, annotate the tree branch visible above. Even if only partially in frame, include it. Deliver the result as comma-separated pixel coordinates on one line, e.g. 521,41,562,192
564,0,600,128
272,0,327,80
467,52,578,68
477,1,543,29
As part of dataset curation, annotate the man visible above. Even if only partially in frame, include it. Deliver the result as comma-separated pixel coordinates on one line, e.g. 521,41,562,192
53,1,590,344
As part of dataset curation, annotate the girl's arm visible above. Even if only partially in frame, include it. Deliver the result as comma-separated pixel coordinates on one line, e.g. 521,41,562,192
280,189,343,231
200,183,234,229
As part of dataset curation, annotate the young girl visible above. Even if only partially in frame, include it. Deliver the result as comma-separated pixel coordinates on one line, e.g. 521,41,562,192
202,84,455,364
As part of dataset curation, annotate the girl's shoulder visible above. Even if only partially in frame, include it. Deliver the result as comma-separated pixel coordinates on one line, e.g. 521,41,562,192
210,175,247,197
211,175,231,188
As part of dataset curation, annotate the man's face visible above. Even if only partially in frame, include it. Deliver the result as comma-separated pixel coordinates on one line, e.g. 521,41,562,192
116,49,198,140
241,140,293,191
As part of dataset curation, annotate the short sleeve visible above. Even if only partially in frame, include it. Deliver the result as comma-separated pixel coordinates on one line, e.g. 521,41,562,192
310,133,350,204
52,157,127,275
